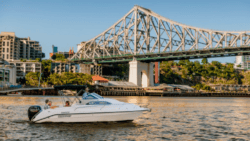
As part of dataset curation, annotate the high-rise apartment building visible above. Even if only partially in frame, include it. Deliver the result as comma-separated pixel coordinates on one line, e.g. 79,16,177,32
9,60,42,79
0,32,44,61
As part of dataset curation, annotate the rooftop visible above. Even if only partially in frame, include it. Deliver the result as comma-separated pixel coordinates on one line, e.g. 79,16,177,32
92,75,109,82
0,32,15,36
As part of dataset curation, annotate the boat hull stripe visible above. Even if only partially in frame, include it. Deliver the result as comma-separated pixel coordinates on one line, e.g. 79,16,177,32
33,110,148,122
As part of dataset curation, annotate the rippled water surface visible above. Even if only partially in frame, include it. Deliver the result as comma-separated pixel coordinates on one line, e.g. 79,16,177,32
1,96,250,141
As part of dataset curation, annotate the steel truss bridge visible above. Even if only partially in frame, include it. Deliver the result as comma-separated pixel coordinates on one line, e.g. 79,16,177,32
71,6,250,64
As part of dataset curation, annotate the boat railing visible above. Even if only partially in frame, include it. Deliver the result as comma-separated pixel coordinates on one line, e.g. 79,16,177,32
58,89,83,106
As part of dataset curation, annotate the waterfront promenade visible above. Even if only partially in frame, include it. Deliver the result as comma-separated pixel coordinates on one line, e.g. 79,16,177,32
0,87,54,94
1,85,250,97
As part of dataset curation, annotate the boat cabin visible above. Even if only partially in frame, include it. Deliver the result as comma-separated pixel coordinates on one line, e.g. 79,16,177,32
81,92,106,105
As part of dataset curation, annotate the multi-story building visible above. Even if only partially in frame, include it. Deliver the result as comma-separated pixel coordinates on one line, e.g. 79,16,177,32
0,32,44,61
51,62,78,74
79,64,102,76
235,56,250,70
9,60,42,79
49,45,74,59
0,64,17,85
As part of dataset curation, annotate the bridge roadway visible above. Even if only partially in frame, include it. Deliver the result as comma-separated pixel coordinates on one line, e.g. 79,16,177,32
71,46,250,64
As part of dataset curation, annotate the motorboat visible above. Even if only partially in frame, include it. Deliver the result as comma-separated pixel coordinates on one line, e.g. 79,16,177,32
28,85,150,123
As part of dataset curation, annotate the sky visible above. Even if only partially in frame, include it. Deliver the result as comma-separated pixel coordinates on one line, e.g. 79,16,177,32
0,0,249,63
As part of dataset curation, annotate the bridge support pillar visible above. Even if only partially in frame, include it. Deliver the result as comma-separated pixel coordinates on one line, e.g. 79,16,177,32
129,61,154,87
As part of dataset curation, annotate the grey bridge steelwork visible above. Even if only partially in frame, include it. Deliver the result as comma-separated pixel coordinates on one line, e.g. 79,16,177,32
71,6,250,64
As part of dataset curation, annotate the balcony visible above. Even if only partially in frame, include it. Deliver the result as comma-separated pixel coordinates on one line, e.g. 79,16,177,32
26,68,33,71
17,72,24,76
17,68,24,71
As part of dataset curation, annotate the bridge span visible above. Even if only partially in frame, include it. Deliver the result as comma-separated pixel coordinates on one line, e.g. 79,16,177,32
71,6,250,87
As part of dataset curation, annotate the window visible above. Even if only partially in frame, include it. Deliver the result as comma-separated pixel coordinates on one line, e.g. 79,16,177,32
91,93,104,99
84,95,97,100
7,54,8,59
3,41,5,46
86,101,111,105
3,48,5,52
7,42,9,46
2,54,4,59
7,48,9,53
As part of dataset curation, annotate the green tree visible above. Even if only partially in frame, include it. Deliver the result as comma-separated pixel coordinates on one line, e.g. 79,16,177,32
178,60,186,66
74,73,92,85
201,58,208,64
48,72,92,85
52,53,65,61
25,72,41,86
193,83,204,90
160,61,178,84
48,73,63,85
41,60,52,81
202,85,211,91
35,58,41,62
102,64,129,80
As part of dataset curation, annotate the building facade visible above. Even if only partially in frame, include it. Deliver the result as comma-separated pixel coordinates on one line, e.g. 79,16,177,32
49,45,74,59
0,64,17,85
51,62,78,74
0,32,44,61
235,56,250,70
9,61,42,79
79,64,102,76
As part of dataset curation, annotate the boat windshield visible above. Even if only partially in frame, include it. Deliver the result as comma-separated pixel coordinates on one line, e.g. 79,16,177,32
82,93,104,100
86,101,111,105
91,93,104,99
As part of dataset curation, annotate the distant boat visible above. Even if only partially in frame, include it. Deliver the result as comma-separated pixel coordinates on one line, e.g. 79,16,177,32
7,92,22,96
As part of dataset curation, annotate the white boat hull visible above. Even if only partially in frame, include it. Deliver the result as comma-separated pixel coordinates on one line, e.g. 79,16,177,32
28,93,150,123
33,110,146,123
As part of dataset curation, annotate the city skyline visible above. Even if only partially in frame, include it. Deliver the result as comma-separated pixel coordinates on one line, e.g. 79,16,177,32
1,0,249,63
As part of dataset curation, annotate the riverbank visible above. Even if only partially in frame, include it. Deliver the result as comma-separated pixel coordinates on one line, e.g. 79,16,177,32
1,92,250,97
1,86,250,97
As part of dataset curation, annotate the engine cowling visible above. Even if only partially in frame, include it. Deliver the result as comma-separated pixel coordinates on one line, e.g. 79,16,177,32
28,106,42,121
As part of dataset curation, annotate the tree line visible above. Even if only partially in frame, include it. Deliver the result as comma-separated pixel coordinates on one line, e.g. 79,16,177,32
25,60,92,87
160,58,241,91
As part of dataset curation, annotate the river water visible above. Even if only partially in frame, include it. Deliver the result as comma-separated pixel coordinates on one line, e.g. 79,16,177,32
0,96,250,141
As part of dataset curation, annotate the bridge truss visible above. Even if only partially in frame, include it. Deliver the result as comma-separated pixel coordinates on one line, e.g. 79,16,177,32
72,6,250,63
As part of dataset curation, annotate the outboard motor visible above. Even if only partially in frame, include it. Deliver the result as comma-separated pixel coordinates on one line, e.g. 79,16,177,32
28,106,42,121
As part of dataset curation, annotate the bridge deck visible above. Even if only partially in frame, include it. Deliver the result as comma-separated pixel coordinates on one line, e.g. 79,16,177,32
72,46,250,64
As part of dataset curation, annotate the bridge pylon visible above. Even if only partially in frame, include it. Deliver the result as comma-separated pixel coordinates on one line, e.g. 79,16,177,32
129,60,154,87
